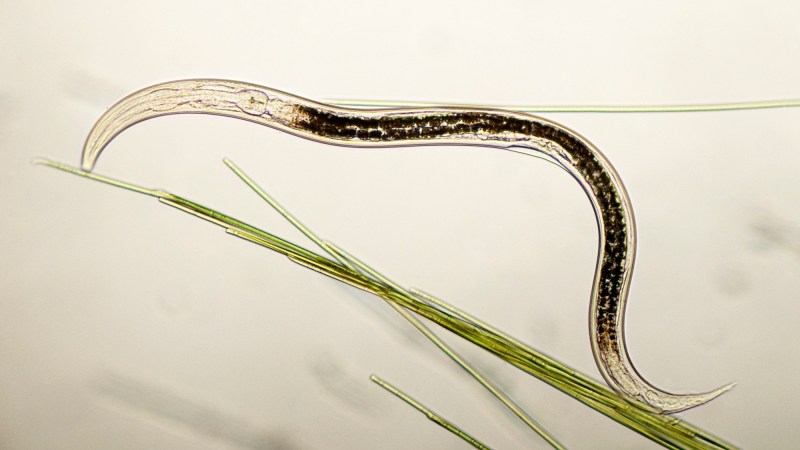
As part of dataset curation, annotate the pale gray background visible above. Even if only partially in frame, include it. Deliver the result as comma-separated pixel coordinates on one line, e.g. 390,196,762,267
3,1,799,448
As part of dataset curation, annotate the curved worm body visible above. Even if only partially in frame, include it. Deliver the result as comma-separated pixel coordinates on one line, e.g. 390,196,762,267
81,79,732,413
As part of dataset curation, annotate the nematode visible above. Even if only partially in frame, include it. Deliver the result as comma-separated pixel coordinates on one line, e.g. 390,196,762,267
81,79,733,413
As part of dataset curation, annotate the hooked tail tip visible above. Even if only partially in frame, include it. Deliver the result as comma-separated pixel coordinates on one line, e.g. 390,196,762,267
713,381,737,398
699,381,737,404
647,381,736,414
694,381,737,411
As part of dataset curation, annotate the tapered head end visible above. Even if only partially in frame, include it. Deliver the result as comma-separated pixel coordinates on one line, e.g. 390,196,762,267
81,146,98,172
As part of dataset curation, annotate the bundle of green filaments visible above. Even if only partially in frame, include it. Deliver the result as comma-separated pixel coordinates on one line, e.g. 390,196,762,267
37,151,736,449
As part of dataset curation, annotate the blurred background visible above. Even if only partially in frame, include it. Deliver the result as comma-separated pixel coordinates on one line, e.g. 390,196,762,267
3,1,800,448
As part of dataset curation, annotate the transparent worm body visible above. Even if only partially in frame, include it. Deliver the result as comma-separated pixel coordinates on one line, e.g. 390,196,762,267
81,79,733,413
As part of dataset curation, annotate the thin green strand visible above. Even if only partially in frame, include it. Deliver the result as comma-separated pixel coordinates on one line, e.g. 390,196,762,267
370,374,492,450
325,98,800,113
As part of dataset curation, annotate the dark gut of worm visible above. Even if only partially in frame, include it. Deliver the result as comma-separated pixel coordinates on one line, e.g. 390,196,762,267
289,104,628,349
